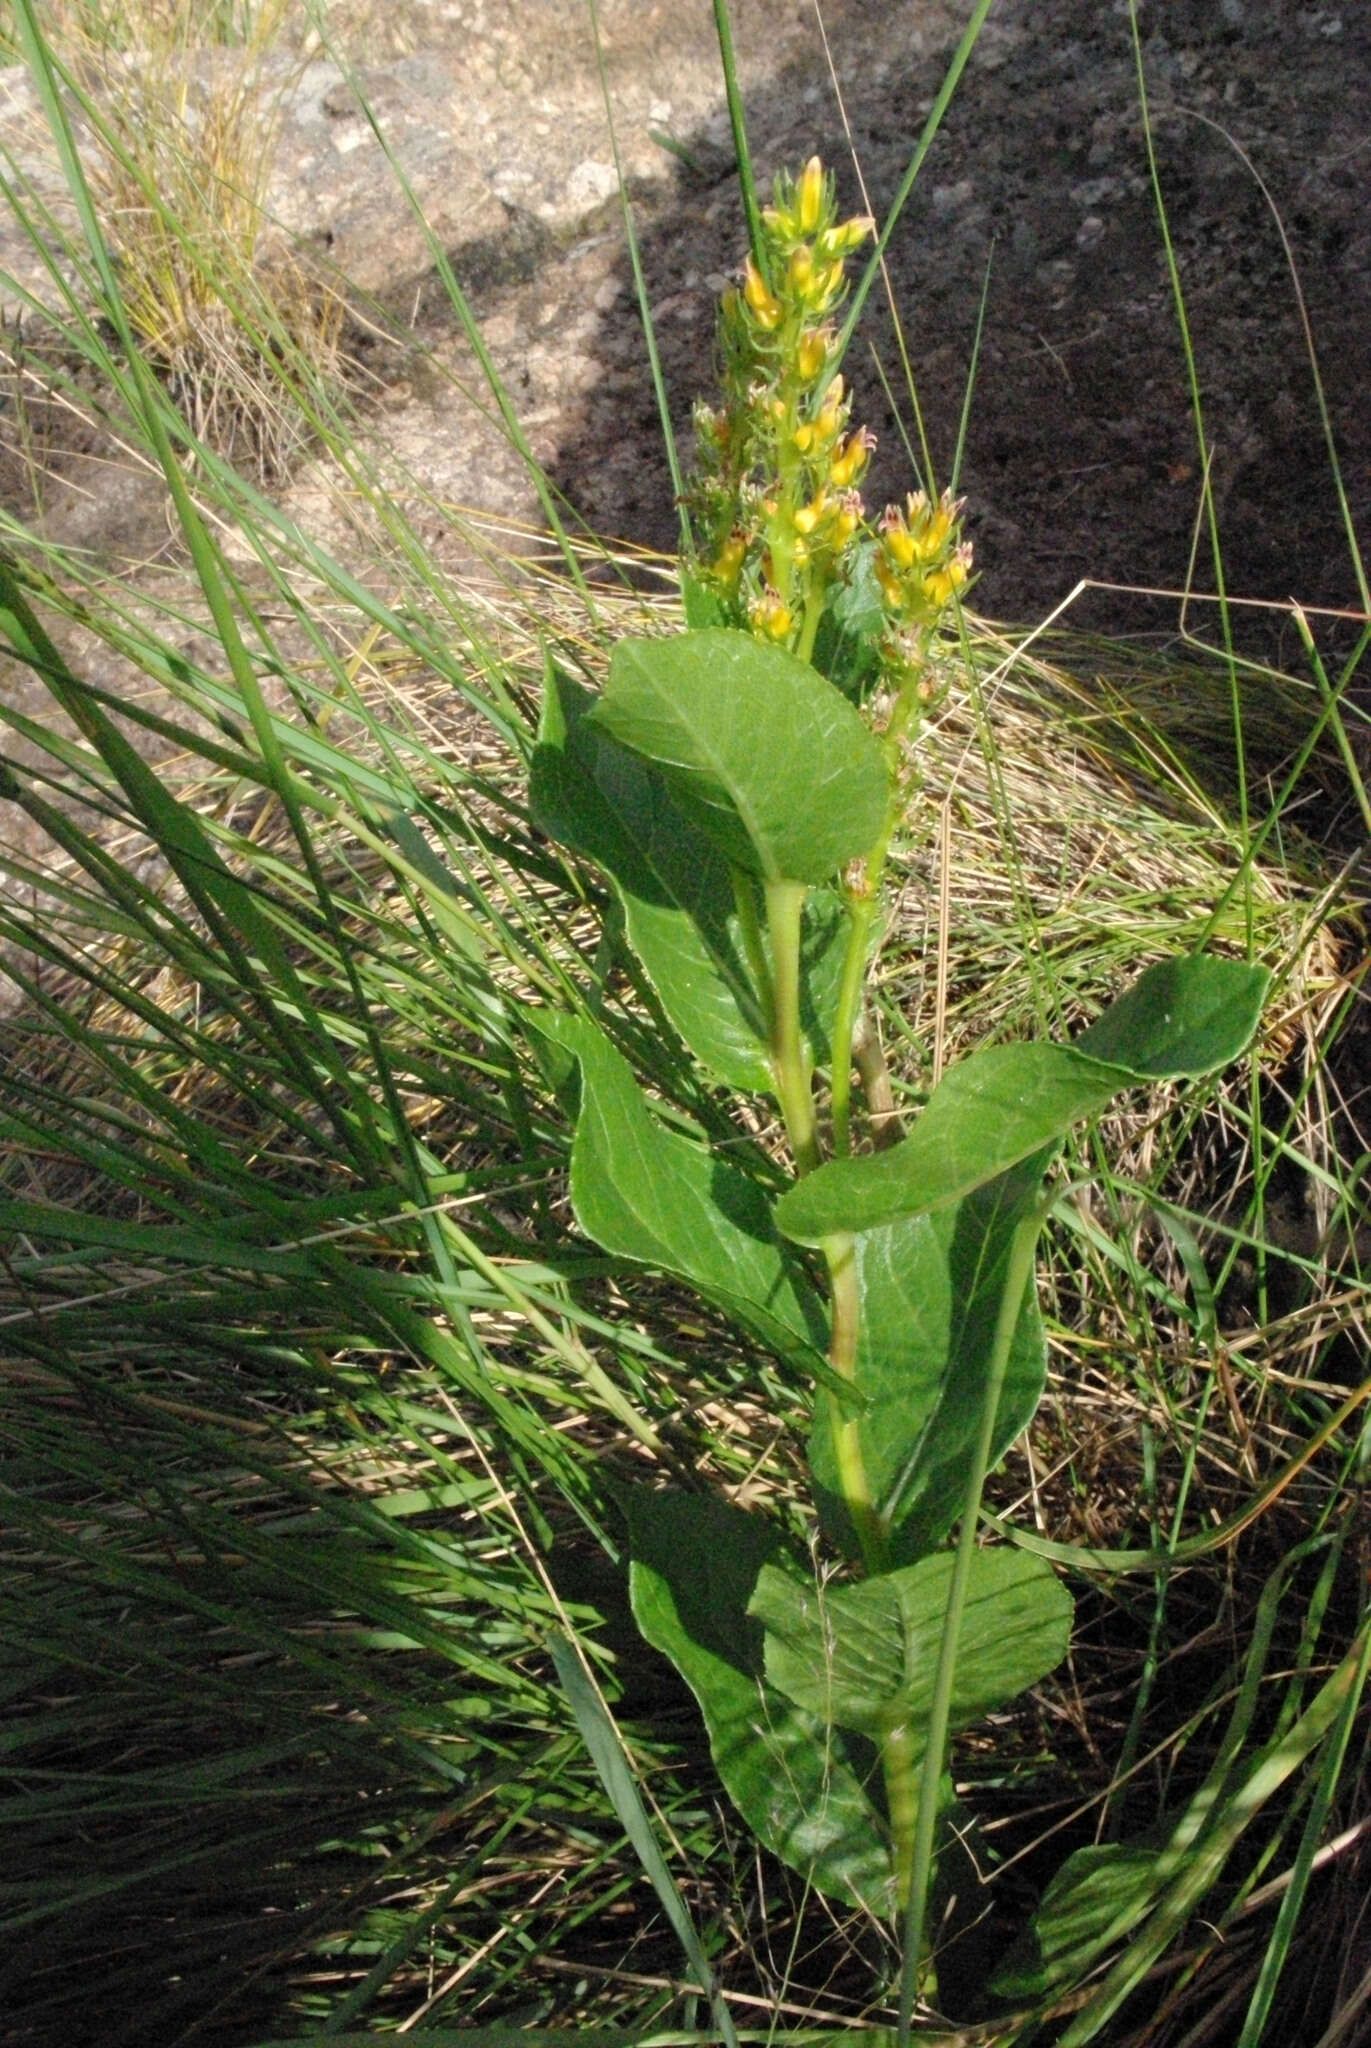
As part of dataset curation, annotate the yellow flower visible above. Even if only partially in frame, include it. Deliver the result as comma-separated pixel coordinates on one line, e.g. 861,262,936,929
920,498,953,558
742,257,782,330
750,588,793,639
829,428,873,490
792,490,828,536
920,540,972,611
796,328,829,382
875,554,904,606
797,156,825,235
818,215,875,260
882,521,916,571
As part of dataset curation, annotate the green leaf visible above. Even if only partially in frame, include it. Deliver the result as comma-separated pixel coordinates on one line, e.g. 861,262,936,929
532,667,849,1091
750,1545,1072,1741
589,629,890,883
535,1010,827,1368
627,1490,896,1917
777,957,1271,1242
989,1839,1167,2000
811,537,885,701
681,568,730,630
809,1155,1050,1563
1074,952,1267,1076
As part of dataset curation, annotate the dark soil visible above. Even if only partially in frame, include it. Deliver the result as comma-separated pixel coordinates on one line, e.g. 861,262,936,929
548,0,1371,677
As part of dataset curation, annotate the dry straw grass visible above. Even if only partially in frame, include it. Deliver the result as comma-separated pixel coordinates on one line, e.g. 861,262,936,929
3,0,347,476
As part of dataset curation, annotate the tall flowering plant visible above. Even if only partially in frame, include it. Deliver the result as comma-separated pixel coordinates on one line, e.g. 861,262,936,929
689,159,969,679
529,160,1268,2010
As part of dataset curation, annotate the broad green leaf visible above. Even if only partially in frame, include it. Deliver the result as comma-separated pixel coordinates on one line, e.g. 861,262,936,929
809,1155,1050,1563
751,1546,1071,1742
532,668,849,1091
589,629,890,883
628,881,851,1087
532,667,768,1089
627,1490,895,1917
777,957,1271,1241
535,1010,827,1368
990,1839,1167,2000
1074,952,1267,1076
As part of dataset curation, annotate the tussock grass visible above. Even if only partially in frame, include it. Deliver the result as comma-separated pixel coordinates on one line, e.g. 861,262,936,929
2,0,348,479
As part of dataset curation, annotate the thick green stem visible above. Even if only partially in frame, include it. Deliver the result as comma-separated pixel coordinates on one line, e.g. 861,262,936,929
823,1228,887,1576
768,883,883,1570
830,659,930,1153
830,891,878,1156
896,1205,1046,2041
765,877,819,1176
794,560,830,668
881,1717,920,1911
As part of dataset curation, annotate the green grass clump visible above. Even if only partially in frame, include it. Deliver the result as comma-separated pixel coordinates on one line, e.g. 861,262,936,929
2,0,346,477
0,0,1367,2042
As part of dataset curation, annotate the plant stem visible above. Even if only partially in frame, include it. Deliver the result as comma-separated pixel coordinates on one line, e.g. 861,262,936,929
830,890,877,1156
896,1203,1046,2042
767,879,884,1574
823,1228,888,1576
794,561,830,668
765,877,819,1177
730,863,774,1027
830,663,928,1153
881,1715,919,1911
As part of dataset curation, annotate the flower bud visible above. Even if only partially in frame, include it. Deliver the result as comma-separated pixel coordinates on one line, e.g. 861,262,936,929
792,490,828,536
742,257,782,329
875,554,904,607
712,531,747,585
881,515,917,570
796,328,829,382
831,498,860,547
819,215,875,259
922,502,953,556
797,156,825,235
817,261,846,305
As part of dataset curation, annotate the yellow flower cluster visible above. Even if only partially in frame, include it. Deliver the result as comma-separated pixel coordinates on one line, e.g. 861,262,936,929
875,491,973,621
688,158,875,651
684,156,972,683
